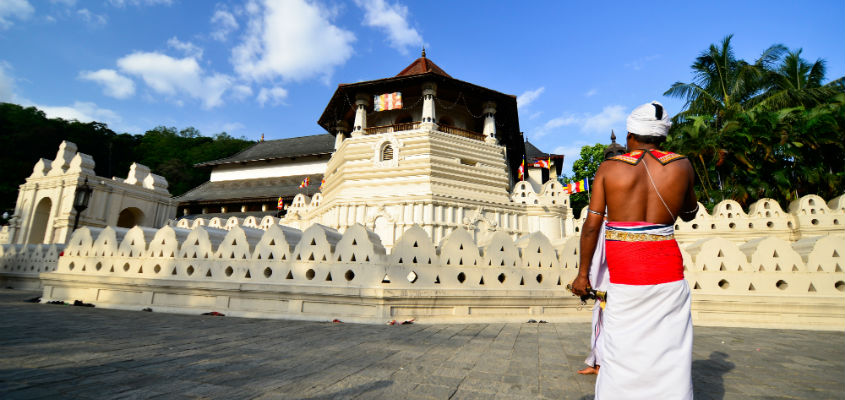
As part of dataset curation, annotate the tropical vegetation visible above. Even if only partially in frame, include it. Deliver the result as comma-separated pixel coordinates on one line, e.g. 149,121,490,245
0,103,253,214
663,35,844,208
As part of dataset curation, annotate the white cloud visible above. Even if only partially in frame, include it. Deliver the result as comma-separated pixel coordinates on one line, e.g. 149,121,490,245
221,122,245,132
167,36,203,59
257,86,288,106
231,0,355,82
528,111,542,120
0,61,18,102
533,105,627,139
210,9,238,41
37,101,121,124
533,114,578,138
108,0,172,7
585,88,597,97
582,105,627,133
77,8,107,26
50,0,76,6
517,87,545,109
625,54,661,71
117,51,232,108
231,84,252,101
79,69,135,99
552,142,590,177
354,0,422,55
0,0,34,29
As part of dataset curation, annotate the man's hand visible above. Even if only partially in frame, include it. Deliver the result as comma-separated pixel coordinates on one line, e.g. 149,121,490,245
570,275,591,297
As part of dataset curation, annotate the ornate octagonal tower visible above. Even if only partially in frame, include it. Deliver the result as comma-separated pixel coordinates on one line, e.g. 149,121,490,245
284,51,571,246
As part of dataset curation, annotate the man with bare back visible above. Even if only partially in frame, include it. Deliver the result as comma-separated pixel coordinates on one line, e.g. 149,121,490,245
571,101,699,399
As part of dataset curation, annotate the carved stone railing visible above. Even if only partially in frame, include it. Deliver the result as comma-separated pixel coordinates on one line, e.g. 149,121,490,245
364,122,420,135
26,217,845,329
438,124,485,141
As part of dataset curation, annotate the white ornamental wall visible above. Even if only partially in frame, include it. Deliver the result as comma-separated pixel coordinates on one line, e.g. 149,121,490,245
27,206,845,329
4,141,175,246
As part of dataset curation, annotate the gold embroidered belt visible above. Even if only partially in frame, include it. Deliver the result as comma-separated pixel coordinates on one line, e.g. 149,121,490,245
605,230,674,242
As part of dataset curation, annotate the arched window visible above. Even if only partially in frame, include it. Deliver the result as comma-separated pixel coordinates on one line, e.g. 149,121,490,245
381,144,394,161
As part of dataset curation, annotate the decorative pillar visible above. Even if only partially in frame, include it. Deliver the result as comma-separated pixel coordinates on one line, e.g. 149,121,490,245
482,101,497,144
352,94,369,137
334,121,350,149
421,82,437,126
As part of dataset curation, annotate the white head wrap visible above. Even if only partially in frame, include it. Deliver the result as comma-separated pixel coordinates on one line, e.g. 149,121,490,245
626,101,671,137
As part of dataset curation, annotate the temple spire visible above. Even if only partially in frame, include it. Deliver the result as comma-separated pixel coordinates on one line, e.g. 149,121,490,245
421,46,426,58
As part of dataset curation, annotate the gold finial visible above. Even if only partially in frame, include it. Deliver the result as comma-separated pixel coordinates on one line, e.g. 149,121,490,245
261,133,264,142
421,46,426,58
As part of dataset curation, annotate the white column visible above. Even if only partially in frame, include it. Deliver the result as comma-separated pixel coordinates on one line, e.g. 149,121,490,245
334,121,349,149
482,101,498,144
421,82,437,127
352,95,369,137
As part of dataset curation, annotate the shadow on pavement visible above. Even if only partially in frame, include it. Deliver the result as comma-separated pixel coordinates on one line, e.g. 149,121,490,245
298,380,393,400
692,351,735,400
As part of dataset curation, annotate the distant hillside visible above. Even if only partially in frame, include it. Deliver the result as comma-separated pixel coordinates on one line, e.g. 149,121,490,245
0,102,254,212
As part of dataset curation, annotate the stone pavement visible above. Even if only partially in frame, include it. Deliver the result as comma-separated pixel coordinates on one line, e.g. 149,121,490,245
0,290,842,400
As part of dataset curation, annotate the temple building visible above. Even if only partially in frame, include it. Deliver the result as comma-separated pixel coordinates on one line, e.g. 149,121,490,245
279,51,573,245
174,51,565,243
175,134,334,218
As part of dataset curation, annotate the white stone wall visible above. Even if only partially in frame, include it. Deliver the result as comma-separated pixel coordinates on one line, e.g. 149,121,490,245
573,194,845,242
4,141,175,245
30,213,845,328
209,158,327,182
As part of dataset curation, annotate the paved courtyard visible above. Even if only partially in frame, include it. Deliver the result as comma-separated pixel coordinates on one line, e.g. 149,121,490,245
0,289,842,399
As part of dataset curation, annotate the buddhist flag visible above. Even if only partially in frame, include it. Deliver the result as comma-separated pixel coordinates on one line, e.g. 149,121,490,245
532,159,549,169
299,177,310,188
567,178,590,194
277,196,283,210
373,92,403,111
518,158,525,181
319,178,326,190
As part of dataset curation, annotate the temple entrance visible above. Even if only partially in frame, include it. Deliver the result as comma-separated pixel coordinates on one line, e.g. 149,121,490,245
28,197,53,244
117,207,144,228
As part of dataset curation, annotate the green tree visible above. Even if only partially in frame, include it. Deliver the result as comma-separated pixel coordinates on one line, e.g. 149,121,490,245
560,143,607,216
664,34,784,127
754,49,842,110
665,36,844,209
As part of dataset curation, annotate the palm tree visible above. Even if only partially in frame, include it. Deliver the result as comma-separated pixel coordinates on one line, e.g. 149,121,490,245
751,49,843,110
664,34,785,128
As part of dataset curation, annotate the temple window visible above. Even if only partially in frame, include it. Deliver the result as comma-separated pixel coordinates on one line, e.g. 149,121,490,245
381,144,394,161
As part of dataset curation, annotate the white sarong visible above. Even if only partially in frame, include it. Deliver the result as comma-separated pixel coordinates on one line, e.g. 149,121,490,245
585,221,608,367
595,279,693,399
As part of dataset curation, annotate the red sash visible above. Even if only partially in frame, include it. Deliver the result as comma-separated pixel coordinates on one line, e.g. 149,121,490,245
606,238,684,285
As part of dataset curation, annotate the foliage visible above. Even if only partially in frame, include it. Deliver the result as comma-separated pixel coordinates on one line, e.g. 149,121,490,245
664,36,845,208
560,143,607,216
0,103,254,211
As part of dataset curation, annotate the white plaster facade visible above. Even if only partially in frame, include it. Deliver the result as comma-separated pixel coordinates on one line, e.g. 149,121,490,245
0,141,175,245
280,125,575,247
22,194,843,328
209,158,327,182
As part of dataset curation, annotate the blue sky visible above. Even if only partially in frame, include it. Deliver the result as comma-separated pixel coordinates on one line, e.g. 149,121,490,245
1,0,843,175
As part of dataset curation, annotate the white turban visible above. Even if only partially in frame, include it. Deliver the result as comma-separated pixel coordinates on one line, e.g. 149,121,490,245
626,101,671,137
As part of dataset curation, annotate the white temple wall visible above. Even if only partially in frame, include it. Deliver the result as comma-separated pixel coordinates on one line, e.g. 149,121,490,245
3,142,174,246
21,214,842,329
209,158,327,182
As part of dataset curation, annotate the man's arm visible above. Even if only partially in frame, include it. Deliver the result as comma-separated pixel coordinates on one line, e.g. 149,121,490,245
571,164,607,296
678,160,699,222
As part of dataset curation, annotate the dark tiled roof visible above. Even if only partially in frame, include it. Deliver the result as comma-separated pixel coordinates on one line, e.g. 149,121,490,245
395,55,451,78
175,174,324,203
196,134,334,167
525,141,564,162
